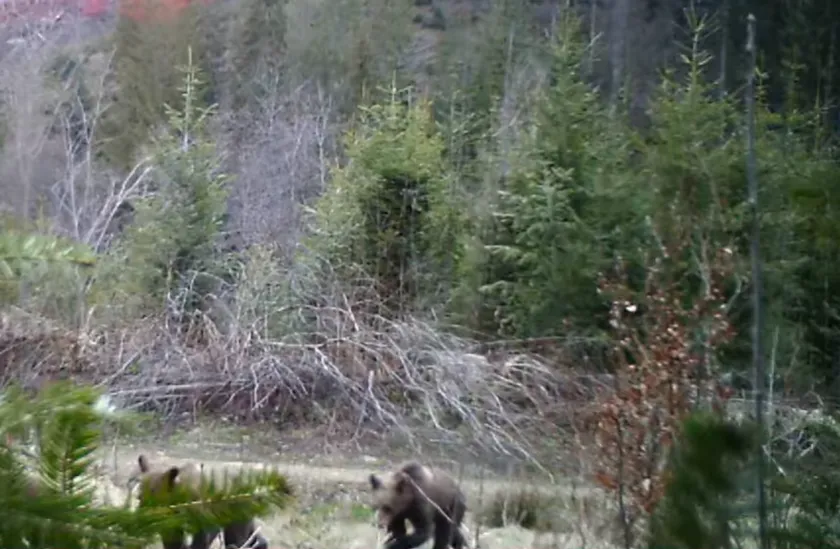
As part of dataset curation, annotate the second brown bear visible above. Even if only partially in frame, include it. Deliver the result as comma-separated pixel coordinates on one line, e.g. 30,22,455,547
369,461,468,549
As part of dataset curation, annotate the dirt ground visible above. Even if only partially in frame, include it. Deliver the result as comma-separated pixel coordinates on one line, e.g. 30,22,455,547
94,423,619,549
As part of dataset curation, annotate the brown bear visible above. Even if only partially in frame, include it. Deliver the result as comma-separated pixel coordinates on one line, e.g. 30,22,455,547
369,461,467,549
130,454,269,549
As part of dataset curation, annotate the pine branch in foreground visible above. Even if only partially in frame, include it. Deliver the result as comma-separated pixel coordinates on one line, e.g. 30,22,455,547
0,381,294,548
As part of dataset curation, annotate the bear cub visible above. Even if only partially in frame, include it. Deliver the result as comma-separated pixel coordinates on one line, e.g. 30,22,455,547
130,454,269,549
369,461,467,549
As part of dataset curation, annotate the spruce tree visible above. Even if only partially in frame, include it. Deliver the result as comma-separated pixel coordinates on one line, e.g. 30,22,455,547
0,381,292,548
104,0,211,169
647,413,757,549
102,47,229,320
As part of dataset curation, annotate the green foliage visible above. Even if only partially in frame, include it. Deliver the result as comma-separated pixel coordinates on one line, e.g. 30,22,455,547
8,13,840,549
0,229,95,278
432,0,534,147
307,87,461,314
628,15,753,352
640,26,745,251
104,0,211,169
0,217,96,312
759,111,840,389
635,12,840,388
647,412,758,549
0,384,138,498
98,48,229,318
455,15,636,337
449,6,838,369
0,381,291,548
733,0,840,129
226,0,287,109
770,413,840,549
285,0,414,111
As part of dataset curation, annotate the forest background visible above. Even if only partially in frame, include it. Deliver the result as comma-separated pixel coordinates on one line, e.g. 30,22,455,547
2,0,840,547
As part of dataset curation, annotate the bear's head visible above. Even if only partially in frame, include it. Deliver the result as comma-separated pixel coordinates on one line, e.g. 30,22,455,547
129,454,199,507
369,470,415,529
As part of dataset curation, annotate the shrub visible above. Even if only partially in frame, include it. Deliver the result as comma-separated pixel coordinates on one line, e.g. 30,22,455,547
771,411,840,549
481,487,558,531
306,87,462,316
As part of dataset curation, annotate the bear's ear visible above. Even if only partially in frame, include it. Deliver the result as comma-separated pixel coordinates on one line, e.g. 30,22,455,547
393,472,410,494
137,454,150,473
369,474,382,490
163,466,181,488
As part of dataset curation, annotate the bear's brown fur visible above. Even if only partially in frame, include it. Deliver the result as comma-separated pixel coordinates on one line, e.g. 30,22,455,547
130,454,268,549
369,461,467,549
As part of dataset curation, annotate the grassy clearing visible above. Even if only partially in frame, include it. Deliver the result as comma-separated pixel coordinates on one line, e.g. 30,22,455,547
92,425,619,549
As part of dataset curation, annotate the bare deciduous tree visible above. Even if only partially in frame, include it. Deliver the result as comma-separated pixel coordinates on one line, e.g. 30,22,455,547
221,80,336,258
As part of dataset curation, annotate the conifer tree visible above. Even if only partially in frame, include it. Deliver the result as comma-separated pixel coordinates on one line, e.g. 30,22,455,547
100,47,229,320
225,0,287,110
307,87,460,315
104,0,211,169
0,381,292,548
454,14,636,338
647,412,757,549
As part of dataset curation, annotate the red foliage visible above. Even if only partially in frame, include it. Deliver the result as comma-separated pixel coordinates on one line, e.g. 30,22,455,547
587,242,737,527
